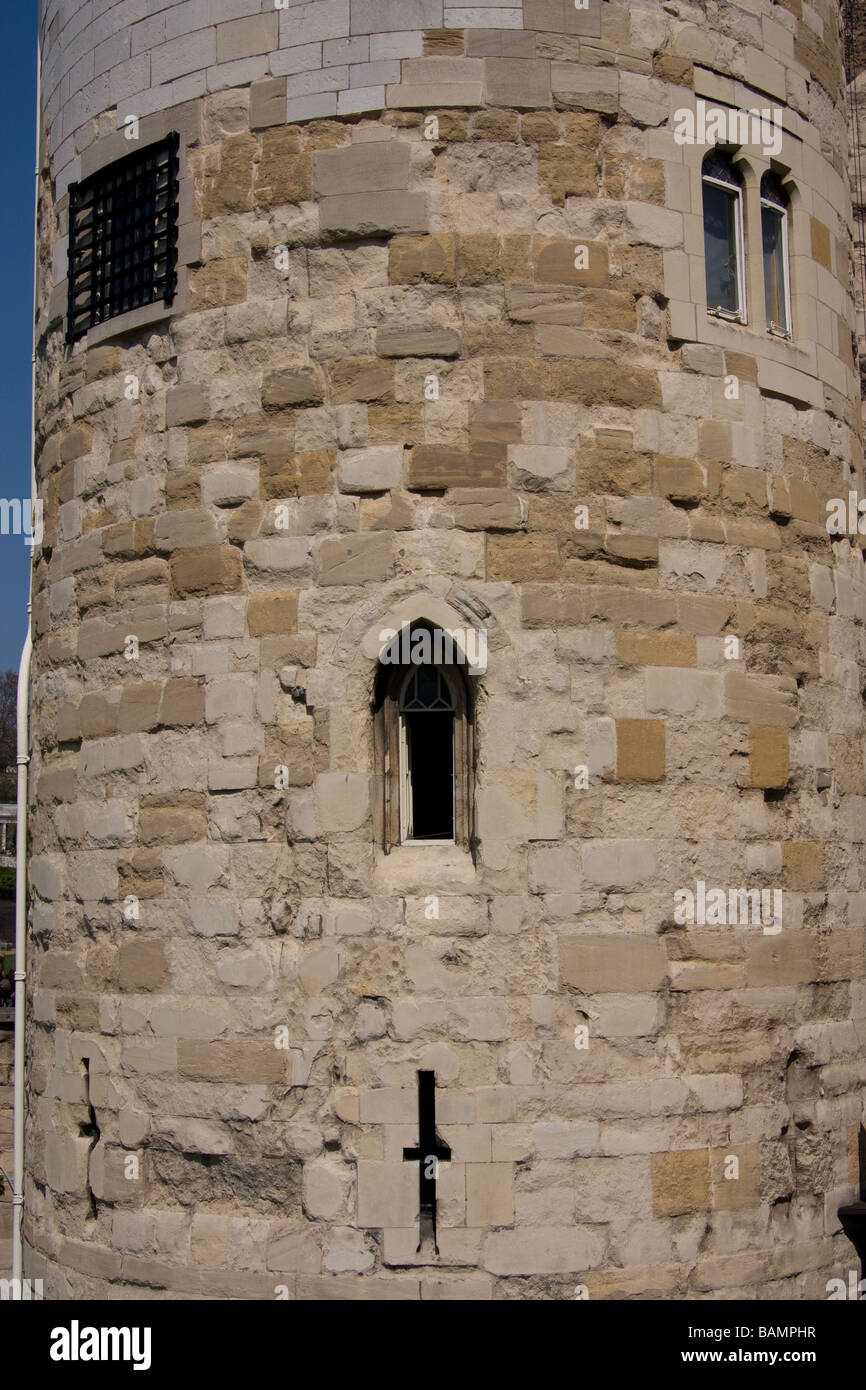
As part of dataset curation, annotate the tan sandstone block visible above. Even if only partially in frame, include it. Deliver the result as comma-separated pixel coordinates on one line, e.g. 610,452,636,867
616,718,665,781
560,936,667,993
178,1041,286,1084
139,794,207,847
466,1163,514,1227
248,592,298,636
617,632,697,667
409,444,506,491
389,234,456,285
187,259,247,311
118,940,169,993
749,726,789,790
710,1144,761,1210
118,682,163,733
533,238,609,287
262,367,325,407
652,1149,711,1216
781,841,824,889
170,546,244,599
810,217,832,272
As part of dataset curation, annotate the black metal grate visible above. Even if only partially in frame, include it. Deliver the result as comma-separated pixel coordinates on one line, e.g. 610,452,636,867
66,133,180,344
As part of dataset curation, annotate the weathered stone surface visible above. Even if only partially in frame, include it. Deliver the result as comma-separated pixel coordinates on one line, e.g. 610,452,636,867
27,0,865,1305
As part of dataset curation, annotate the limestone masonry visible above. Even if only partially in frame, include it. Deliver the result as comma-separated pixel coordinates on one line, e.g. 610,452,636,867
24,0,866,1298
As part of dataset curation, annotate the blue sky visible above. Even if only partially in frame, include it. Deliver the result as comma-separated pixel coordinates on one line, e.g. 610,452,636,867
0,5,37,676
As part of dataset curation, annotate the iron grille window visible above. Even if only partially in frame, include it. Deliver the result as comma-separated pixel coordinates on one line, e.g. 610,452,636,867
66,133,180,344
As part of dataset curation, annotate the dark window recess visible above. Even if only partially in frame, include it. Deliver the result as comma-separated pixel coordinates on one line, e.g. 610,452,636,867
67,133,180,344
405,712,455,840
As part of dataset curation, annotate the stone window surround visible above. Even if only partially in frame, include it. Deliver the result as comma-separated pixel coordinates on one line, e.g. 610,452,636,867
373,624,477,858
47,104,202,357
700,147,799,344
664,70,851,410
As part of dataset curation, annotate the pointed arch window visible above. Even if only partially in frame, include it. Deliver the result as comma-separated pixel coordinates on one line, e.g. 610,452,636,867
760,172,792,338
373,624,476,853
702,151,746,322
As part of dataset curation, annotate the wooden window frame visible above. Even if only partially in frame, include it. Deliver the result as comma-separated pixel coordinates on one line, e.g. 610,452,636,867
702,152,747,325
760,174,792,340
372,627,476,856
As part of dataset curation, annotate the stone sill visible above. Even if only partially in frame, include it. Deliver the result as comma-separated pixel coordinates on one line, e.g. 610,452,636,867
68,300,175,355
373,844,477,896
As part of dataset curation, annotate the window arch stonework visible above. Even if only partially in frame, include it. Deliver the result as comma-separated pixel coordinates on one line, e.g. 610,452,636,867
372,623,476,856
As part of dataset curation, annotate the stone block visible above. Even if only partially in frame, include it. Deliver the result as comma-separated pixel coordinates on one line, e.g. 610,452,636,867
316,773,371,832
357,1161,417,1229
616,718,665,782
745,933,817,987
484,58,551,108
314,141,410,197
178,1041,285,1084
409,444,505,490
484,1226,606,1275
617,632,696,668
710,1144,761,1211
155,510,220,552
582,839,656,890
118,682,162,734
724,673,797,728
248,592,299,637
263,366,325,407
171,546,244,598
202,464,259,508
216,14,278,65
338,446,403,493
508,444,570,484
118,941,169,993
318,533,394,585
250,76,287,130
533,239,609,288
652,1149,711,1216
389,234,456,285
749,726,789,790
448,488,524,531
376,326,461,358
187,260,247,311
466,1163,514,1227
319,191,429,237
329,359,395,404
551,62,618,113
139,794,207,847
386,80,483,106
781,842,824,890
559,936,667,993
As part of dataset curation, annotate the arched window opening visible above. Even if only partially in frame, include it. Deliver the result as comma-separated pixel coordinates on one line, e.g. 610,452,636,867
399,667,456,843
702,151,746,322
760,172,792,338
373,623,476,855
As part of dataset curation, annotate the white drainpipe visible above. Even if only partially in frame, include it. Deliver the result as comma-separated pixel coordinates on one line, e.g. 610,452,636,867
12,629,31,1285
12,18,41,1286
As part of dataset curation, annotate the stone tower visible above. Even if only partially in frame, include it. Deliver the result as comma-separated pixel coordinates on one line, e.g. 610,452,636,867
26,0,865,1299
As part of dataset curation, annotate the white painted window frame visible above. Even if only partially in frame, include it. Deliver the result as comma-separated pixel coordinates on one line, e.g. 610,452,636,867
703,169,747,326
760,187,792,340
